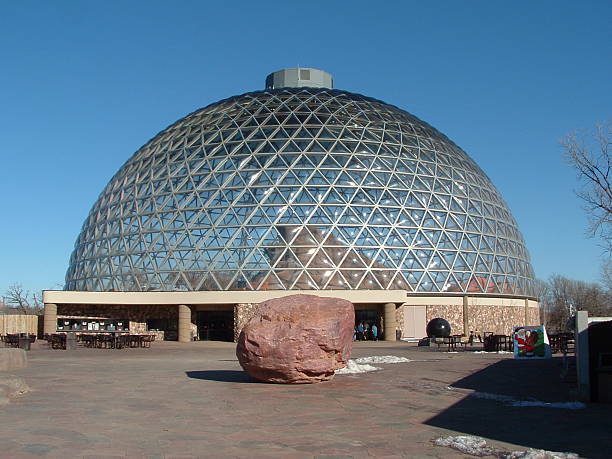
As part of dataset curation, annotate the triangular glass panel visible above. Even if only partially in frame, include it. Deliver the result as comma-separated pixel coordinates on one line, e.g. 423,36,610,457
356,272,383,289
417,272,437,292
320,271,347,290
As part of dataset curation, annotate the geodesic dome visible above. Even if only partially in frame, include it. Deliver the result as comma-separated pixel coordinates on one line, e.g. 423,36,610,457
65,75,535,296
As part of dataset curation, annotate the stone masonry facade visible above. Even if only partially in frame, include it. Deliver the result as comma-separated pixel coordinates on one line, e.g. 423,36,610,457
425,304,540,336
233,303,258,342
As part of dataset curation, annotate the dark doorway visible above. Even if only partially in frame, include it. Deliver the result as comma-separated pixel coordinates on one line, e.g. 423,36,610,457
146,318,178,340
355,309,381,341
197,311,233,341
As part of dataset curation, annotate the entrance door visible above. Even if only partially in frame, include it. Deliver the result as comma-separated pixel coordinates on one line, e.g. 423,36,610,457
355,309,381,341
196,311,233,341
403,306,426,339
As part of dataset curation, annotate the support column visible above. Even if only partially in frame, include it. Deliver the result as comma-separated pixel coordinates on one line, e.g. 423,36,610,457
463,296,469,337
178,304,191,343
575,311,590,401
43,303,57,335
524,298,529,325
383,303,397,341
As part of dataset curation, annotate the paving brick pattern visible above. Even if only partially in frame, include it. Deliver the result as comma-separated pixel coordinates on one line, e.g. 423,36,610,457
1,341,610,458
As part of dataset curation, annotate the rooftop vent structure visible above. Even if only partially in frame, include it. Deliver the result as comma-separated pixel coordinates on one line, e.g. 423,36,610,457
265,68,333,89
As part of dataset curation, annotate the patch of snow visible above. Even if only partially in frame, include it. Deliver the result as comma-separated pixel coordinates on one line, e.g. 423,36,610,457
511,401,586,410
353,355,412,364
335,360,380,375
468,391,516,403
446,387,586,410
506,450,579,459
434,435,578,458
335,355,417,375
434,435,497,456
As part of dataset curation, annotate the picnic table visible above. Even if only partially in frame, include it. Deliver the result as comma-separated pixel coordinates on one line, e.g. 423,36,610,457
2,333,36,350
48,333,156,349
549,332,574,354
432,335,465,352
483,334,513,352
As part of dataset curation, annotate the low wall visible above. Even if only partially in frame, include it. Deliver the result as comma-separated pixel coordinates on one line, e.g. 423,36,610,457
0,348,28,372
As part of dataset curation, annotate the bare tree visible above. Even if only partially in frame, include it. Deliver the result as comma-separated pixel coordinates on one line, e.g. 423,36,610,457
533,278,550,324
31,290,43,311
541,275,612,333
602,258,612,292
562,121,612,252
3,284,43,314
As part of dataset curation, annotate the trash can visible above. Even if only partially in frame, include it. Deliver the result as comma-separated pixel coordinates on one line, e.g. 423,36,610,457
18,334,31,351
66,332,78,350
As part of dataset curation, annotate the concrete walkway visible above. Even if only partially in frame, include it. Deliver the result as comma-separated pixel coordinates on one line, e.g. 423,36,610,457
0,340,609,458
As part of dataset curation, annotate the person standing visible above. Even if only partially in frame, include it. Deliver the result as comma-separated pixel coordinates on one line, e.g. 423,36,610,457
371,324,378,341
357,322,364,341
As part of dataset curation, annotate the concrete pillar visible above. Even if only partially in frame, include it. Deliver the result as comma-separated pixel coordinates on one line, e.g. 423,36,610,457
178,304,192,343
43,303,57,335
463,296,469,336
575,310,590,401
383,303,397,341
524,298,529,325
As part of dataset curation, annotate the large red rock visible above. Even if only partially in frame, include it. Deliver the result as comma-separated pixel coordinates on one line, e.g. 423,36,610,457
236,294,354,383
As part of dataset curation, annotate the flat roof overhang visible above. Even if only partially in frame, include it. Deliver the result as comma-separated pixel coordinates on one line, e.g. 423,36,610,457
42,290,409,305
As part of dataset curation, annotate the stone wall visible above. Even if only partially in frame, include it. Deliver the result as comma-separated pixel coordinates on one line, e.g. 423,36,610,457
527,306,540,327
234,303,258,342
395,305,404,333
468,304,513,335
426,305,464,335
424,304,541,336
468,304,541,335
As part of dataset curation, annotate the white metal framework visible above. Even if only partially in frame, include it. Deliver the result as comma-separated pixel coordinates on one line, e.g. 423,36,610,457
65,87,536,296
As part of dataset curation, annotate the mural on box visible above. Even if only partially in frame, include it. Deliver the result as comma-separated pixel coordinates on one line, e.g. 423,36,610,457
513,325,551,359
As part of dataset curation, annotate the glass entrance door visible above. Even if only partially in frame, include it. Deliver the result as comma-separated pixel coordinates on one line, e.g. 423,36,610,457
196,311,233,341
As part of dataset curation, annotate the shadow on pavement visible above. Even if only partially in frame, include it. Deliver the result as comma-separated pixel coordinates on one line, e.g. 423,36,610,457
186,370,256,383
424,357,612,458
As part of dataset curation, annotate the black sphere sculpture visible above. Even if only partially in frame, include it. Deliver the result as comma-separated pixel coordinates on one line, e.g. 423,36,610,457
426,318,451,338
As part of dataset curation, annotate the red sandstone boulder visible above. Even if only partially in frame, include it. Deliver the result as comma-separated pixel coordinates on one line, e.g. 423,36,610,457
236,294,354,384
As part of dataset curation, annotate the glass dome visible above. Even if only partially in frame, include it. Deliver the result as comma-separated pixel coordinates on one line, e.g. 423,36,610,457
65,87,536,295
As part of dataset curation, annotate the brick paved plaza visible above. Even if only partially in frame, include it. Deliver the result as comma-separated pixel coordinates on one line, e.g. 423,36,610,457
1,341,610,458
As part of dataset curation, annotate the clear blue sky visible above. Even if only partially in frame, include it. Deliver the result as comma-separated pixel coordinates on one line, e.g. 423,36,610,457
1,1,610,295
